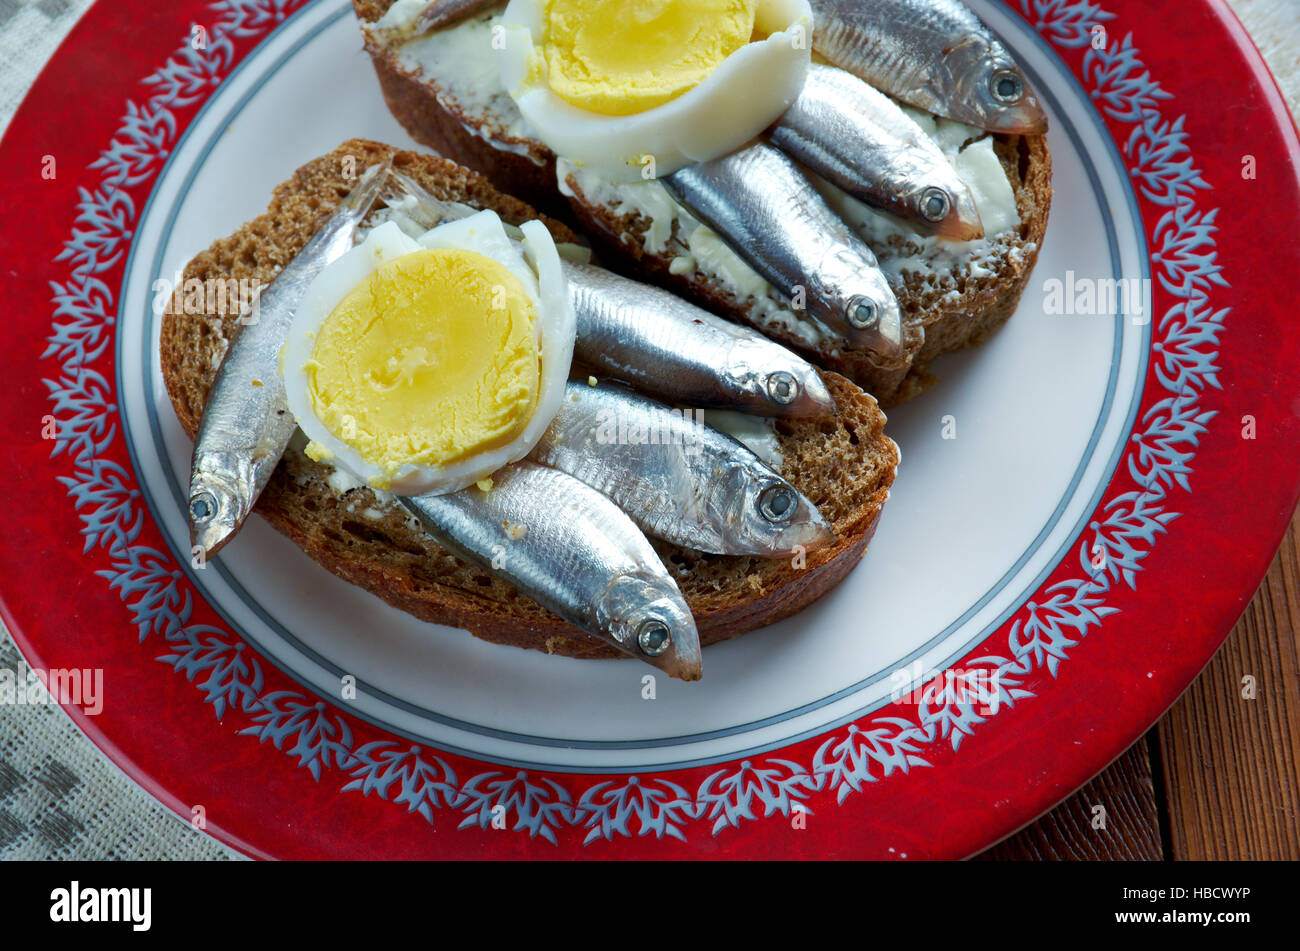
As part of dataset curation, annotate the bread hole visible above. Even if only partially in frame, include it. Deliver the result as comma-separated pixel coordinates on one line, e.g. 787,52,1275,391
410,563,449,586
666,551,692,572
341,519,395,548
396,540,428,558
847,426,859,446
1017,136,1032,183
690,551,719,571
475,575,492,587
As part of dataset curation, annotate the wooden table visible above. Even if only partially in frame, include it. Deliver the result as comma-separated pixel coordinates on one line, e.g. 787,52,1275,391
973,0,1300,863
975,509,1300,859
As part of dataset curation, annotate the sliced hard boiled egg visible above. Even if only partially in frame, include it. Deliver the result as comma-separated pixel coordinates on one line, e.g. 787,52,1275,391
280,212,574,496
499,0,813,182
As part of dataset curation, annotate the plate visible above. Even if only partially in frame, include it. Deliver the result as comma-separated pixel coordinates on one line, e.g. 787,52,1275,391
2,0,1298,858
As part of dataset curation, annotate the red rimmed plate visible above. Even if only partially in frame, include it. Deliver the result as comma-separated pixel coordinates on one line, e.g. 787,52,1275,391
2,0,1297,859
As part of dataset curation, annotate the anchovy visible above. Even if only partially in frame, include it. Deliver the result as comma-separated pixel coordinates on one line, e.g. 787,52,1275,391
808,0,1048,134
187,159,391,559
368,0,499,41
529,382,834,557
412,0,500,33
664,142,903,360
382,168,484,230
385,170,837,416
403,462,702,680
769,63,983,240
561,260,835,417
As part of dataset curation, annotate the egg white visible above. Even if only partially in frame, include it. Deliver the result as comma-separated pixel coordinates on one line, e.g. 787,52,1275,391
281,212,575,496
499,0,813,182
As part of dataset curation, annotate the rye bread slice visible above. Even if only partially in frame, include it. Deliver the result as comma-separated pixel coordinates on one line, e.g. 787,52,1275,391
355,0,566,218
353,0,1052,405
160,139,900,661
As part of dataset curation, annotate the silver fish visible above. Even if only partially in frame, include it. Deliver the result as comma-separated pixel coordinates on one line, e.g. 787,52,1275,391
368,0,500,40
663,142,903,360
381,168,484,230
529,382,834,558
403,462,703,680
562,260,835,418
383,170,837,417
809,0,1048,134
187,160,391,559
769,63,984,240
413,0,500,33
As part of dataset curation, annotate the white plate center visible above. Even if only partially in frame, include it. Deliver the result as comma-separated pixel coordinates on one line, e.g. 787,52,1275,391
116,0,1148,770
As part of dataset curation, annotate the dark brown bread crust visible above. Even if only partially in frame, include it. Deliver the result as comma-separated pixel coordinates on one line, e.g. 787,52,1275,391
351,0,393,20
161,140,899,660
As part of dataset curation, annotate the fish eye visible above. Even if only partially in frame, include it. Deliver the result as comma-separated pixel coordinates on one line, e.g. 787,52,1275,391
919,187,951,222
766,370,799,405
990,69,1024,104
636,618,672,656
846,296,877,330
758,484,797,523
189,491,217,522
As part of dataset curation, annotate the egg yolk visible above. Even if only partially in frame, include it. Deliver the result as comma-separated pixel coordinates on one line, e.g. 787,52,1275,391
304,248,539,482
543,0,757,117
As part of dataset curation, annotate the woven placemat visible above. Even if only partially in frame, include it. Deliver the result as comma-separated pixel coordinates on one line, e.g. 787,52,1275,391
0,0,241,862
1,0,1296,861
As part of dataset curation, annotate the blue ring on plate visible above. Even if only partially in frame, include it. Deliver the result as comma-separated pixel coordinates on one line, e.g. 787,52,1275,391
119,0,1151,767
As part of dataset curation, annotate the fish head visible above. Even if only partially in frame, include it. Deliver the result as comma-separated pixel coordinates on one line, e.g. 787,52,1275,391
719,467,835,558
600,572,703,681
728,340,837,418
188,454,254,561
813,247,904,361
939,38,1048,135
911,180,985,242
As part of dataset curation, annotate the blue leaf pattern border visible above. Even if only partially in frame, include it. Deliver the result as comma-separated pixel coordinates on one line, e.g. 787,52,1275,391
40,0,1225,846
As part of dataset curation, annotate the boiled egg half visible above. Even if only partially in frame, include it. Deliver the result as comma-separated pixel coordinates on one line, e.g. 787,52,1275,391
499,0,813,181
281,211,574,495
